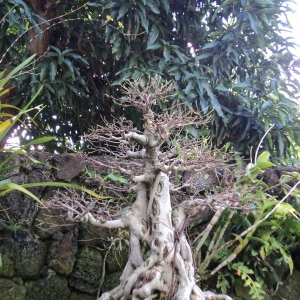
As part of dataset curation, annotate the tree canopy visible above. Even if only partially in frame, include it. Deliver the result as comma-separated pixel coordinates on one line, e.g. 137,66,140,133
1,0,300,161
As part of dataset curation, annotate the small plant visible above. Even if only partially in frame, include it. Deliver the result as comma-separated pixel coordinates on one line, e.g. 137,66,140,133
231,262,266,300
193,143,300,299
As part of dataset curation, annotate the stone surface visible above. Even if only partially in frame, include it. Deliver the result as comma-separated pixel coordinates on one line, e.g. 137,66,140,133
34,205,75,240
14,241,47,279
0,242,16,278
265,269,300,300
47,230,78,275
70,290,96,300
25,274,69,300
69,246,103,294
101,271,122,294
0,278,27,300
106,243,129,273
53,153,86,182
183,169,221,194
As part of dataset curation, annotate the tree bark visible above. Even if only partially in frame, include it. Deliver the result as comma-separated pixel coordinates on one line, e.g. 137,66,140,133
25,0,57,55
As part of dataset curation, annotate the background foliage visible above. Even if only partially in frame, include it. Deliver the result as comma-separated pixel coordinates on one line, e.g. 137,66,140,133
1,0,300,160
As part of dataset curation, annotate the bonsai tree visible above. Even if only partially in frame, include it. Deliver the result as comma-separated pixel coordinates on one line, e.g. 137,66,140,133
52,78,237,299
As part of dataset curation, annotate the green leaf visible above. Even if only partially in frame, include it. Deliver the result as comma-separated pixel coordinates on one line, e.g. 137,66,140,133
147,24,159,48
256,161,274,169
245,11,259,34
23,136,55,149
257,151,270,164
0,179,12,186
232,81,250,92
0,54,36,90
146,1,160,14
216,85,229,92
87,2,103,7
104,2,118,9
183,125,198,138
49,61,57,81
118,2,131,19
202,40,220,50
147,43,161,50
197,53,213,60
39,63,49,81
0,182,44,205
21,182,111,199
164,46,170,61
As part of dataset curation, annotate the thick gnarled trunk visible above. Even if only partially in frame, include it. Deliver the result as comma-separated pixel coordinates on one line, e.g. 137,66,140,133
84,172,231,300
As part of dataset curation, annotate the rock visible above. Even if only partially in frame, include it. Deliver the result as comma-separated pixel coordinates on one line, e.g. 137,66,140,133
101,271,122,294
265,269,300,300
0,278,27,300
0,243,16,278
70,290,96,300
53,154,86,182
0,165,48,227
106,242,129,273
183,169,221,194
34,205,75,240
14,241,47,279
47,230,78,276
25,274,69,300
69,246,103,294
77,223,110,248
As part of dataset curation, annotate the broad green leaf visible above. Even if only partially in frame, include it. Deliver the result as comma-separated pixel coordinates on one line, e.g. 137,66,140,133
87,1,103,7
118,2,131,19
49,61,57,81
232,81,250,92
146,1,160,14
197,53,213,60
256,161,274,169
247,236,269,246
147,43,161,50
202,41,220,50
257,151,270,164
245,11,259,34
216,85,229,92
147,24,159,48
23,136,55,149
104,2,117,9
0,54,36,89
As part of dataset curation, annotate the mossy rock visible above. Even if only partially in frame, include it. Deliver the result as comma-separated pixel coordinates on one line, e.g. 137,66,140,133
47,231,78,275
106,242,129,273
0,278,27,300
0,244,16,278
70,290,96,300
69,246,103,294
14,241,47,279
25,274,69,300
101,271,122,294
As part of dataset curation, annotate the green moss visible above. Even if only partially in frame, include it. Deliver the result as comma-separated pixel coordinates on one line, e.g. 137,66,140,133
101,271,122,294
0,278,27,300
25,275,69,300
70,290,96,300
0,245,16,278
69,246,102,294
106,243,129,273
14,241,47,279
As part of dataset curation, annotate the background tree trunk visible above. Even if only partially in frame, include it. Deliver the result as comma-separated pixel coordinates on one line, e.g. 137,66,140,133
25,0,57,55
